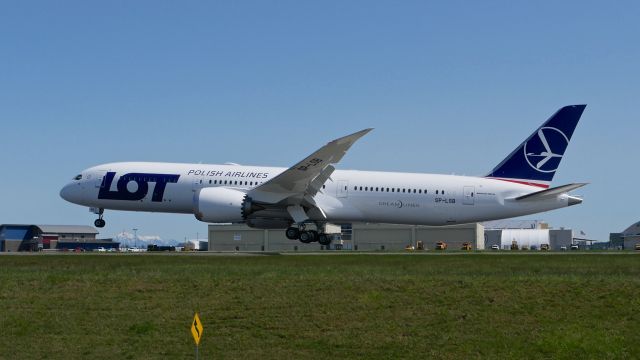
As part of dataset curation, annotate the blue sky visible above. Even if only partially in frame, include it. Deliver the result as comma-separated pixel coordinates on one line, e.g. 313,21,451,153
1,1,638,242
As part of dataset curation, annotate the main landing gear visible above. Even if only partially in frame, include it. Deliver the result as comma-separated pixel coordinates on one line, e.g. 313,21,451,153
92,208,106,228
286,224,332,246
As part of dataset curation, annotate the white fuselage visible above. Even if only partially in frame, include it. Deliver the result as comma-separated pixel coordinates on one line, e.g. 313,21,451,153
61,162,573,226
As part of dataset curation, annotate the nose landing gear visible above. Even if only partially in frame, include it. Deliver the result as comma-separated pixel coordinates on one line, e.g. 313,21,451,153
94,217,106,228
91,208,106,228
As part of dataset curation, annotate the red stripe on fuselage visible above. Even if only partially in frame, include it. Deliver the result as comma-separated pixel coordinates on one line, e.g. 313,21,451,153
488,178,549,189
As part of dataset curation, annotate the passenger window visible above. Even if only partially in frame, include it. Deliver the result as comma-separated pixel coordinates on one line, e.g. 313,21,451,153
209,180,212,184
360,186,363,191
402,189,405,193
442,190,445,194
392,188,395,192
365,187,368,191
436,190,439,194
375,187,379,191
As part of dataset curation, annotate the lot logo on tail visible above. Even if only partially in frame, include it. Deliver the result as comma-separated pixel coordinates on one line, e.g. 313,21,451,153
524,127,569,173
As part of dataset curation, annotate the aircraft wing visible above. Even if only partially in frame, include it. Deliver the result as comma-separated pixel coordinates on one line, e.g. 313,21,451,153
512,183,587,201
247,129,372,205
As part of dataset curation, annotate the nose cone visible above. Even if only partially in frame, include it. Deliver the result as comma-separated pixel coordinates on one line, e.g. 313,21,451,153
60,183,84,205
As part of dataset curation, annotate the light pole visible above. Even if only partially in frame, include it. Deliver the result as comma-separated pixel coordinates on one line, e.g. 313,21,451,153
133,228,138,249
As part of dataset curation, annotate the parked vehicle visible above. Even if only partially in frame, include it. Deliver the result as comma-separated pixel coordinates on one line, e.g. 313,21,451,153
540,244,550,251
491,244,500,250
96,247,106,252
461,242,472,251
147,244,175,252
436,242,447,250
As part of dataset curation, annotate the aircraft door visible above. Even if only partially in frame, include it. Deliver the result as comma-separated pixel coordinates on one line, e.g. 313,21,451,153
337,180,349,198
192,175,203,192
463,186,474,205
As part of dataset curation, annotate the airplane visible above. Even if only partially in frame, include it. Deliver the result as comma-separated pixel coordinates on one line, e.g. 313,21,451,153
60,105,587,246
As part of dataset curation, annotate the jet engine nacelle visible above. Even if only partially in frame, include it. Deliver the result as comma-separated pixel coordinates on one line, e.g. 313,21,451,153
194,187,249,223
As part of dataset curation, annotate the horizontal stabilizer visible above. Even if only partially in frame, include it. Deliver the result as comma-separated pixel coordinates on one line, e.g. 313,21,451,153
513,183,587,201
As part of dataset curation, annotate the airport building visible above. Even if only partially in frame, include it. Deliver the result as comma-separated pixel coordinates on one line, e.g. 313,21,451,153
0,224,119,252
485,228,573,250
208,224,324,252
610,221,640,250
208,223,485,251
350,223,484,251
483,220,574,250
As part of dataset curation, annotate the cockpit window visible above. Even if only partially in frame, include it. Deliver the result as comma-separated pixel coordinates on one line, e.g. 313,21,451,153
73,174,82,181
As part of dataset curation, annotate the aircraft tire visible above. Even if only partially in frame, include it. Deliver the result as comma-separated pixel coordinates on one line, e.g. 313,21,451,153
318,234,331,246
299,231,314,243
285,227,300,240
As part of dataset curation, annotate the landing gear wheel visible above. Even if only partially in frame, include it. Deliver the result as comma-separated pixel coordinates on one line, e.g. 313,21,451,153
318,234,331,246
285,227,300,240
94,208,106,228
299,231,317,244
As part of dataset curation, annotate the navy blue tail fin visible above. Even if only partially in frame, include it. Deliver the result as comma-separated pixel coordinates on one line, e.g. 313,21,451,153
486,105,586,188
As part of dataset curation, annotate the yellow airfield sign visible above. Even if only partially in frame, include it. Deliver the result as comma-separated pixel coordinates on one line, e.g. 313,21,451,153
191,312,204,345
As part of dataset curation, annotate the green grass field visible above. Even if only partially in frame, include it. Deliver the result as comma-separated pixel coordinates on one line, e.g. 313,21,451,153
1,253,639,359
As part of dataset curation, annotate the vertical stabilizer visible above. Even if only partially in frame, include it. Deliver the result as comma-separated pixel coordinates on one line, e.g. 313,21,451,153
486,105,586,188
